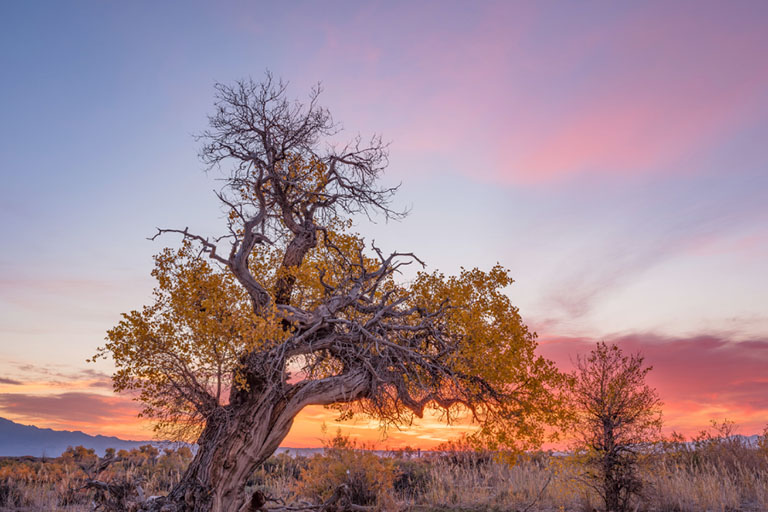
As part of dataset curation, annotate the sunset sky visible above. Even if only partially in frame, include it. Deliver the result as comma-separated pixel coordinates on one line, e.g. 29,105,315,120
1,1,767,448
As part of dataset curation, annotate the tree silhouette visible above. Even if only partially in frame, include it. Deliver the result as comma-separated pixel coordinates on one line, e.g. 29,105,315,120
570,342,662,512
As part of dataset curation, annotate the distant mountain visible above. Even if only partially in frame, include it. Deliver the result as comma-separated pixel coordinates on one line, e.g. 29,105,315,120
274,446,325,457
0,417,321,459
0,417,169,457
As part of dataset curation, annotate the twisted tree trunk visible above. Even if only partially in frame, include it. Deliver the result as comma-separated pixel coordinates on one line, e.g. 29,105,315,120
143,373,369,512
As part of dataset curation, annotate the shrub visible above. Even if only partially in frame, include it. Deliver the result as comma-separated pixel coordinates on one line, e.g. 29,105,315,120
392,458,430,499
0,478,31,508
293,432,396,509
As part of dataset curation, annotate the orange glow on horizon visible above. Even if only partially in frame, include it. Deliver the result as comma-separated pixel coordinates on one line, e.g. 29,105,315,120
4,334,768,448
4,394,766,449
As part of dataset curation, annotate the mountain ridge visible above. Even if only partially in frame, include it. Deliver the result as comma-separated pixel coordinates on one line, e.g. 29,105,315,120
0,417,173,457
0,417,323,458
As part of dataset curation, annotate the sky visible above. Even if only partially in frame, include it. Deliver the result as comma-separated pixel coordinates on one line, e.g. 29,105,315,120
1,1,767,448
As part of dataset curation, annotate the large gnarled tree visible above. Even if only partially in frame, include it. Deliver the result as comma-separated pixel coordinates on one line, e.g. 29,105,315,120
96,74,564,511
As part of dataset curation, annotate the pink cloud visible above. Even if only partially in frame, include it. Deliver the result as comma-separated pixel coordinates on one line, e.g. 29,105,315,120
4,363,112,389
6,332,766,445
286,3,768,186
502,79,764,184
0,366,141,437
497,11,768,183
538,332,768,435
0,392,140,426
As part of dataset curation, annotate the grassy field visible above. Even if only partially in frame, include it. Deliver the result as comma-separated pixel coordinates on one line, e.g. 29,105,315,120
2,429,768,511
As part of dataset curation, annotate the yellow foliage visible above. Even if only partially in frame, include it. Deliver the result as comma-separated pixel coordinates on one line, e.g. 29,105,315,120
96,179,566,448
94,240,286,438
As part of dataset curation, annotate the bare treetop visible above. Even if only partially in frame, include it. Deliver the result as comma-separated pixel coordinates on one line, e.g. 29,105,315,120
202,74,399,221
155,73,403,314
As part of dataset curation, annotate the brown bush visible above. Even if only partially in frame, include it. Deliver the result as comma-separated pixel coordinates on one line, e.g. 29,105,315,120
293,432,397,510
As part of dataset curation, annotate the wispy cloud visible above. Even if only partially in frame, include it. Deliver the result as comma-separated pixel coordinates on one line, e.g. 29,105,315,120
8,362,111,386
287,2,768,186
530,179,768,325
0,392,140,426
0,361,114,395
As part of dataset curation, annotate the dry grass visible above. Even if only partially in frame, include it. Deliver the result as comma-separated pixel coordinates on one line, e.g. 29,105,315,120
642,458,768,511
411,455,589,511
0,445,192,511
407,454,768,512
4,429,768,511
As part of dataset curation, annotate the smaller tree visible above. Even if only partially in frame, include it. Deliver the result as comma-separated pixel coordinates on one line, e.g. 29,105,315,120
570,342,662,512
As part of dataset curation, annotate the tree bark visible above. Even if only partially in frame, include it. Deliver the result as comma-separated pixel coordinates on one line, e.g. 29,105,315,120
142,372,369,512
140,393,287,511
